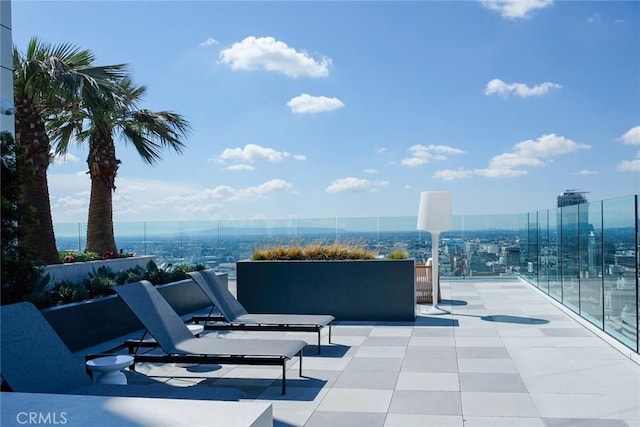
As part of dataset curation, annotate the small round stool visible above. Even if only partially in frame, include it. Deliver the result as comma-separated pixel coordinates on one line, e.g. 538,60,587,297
86,355,134,385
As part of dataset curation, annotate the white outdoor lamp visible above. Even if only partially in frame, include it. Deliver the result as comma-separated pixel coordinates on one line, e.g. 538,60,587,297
417,191,452,315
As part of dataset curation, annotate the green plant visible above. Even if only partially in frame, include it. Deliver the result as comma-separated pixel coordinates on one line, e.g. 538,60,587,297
24,272,52,308
42,261,206,307
51,280,89,305
387,248,408,260
252,243,376,261
59,250,100,263
84,266,116,296
116,266,145,284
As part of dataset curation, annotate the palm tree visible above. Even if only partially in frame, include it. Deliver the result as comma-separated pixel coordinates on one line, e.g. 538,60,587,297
13,37,127,264
52,77,191,255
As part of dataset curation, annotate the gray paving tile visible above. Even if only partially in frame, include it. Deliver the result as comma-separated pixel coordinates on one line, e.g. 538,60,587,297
388,390,463,415
457,346,511,359
405,345,458,359
542,418,630,427
540,328,595,337
411,327,455,337
462,392,539,417
368,327,413,337
384,414,463,427
355,345,407,358
331,326,373,336
464,417,545,427
459,372,528,392
363,336,410,346
396,371,459,391
531,393,619,419
401,355,458,372
345,357,403,372
333,371,399,389
316,388,393,413
305,411,386,427
457,358,518,373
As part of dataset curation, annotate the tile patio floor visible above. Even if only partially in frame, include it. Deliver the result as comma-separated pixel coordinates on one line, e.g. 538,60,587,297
87,278,640,427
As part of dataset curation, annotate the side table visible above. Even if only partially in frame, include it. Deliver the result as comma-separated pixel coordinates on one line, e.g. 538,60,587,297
86,355,134,385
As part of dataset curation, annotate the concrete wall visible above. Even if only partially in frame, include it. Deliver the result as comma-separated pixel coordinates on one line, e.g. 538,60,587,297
43,256,157,288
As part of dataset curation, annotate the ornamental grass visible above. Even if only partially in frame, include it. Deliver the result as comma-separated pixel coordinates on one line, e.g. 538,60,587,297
252,243,377,261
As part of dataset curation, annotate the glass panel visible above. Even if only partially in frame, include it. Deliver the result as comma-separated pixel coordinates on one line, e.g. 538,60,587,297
548,208,562,301
603,196,637,349
580,201,603,326
527,211,539,284
561,204,580,312
538,210,549,293
54,222,86,253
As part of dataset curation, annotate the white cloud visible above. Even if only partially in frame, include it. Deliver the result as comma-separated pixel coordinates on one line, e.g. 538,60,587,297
485,79,561,98
287,93,345,114
433,169,474,180
48,173,295,222
363,168,378,174
433,134,589,181
479,0,553,19
199,37,219,47
223,179,294,200
474,167,528,178
617,159,640,172
224,164,255,171
621,126,640,145
51,152,81,164
219,36,331,78
326,177,371,193
487,133,589,172
401,144,466,167
324,177,388,193
574,169,598,175
214,143,305,165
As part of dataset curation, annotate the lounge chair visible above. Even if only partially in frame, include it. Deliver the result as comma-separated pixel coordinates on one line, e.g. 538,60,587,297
114,280,307,394
0,301,242,401
188,270,334,353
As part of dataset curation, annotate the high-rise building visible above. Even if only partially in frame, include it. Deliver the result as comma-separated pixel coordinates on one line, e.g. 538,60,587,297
557,190,589,207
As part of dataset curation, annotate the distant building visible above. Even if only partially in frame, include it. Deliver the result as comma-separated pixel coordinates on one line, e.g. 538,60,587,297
557,190,588,207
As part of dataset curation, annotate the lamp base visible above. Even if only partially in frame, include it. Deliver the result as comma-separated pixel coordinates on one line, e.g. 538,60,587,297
421,305,450,315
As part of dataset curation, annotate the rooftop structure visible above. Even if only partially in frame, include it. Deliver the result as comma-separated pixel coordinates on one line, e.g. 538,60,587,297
557,190,589,208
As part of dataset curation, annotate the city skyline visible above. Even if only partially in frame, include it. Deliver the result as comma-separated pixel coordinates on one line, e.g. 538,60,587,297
10,1,640,222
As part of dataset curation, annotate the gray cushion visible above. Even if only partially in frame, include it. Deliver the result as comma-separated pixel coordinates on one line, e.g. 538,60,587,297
0,302,92,393
188,270,335,326
115,280,306,359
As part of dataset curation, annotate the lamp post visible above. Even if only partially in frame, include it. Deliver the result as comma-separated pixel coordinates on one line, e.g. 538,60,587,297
417,191,452,315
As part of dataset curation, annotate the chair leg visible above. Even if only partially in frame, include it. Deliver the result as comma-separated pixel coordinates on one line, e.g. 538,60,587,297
282,360,286,395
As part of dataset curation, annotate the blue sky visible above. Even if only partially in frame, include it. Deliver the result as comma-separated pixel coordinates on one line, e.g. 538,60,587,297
10,0,640,223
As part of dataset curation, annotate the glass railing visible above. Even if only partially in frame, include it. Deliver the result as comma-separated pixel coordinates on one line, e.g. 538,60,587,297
520,194,638,354
53,195,638,354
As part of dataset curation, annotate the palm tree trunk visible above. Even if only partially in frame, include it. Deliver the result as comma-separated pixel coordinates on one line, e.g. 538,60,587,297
14,95,60,265
85,130,119,255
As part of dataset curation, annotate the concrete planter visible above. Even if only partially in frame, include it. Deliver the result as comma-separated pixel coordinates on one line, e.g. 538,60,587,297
41,275,227,353
236,259,416,321
44,256,156,288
